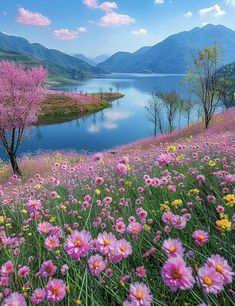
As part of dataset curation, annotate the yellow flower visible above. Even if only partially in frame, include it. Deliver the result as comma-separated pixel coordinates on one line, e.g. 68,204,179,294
216,218,231,231
167,145,176,152
60,205,67,210
74,299,82,305
142,224,151,232
27,232,32,236
125,181,132,187
127,164,131,171
208,160,216,167
223,194,235,207
176,154,185,161
0,216,4,223
160,204,171,211
21,209,28,214
6,223,11,227
188,189,199,196
95,189,101,196
171,199,183,208
50,217,56,222
34,184,42,191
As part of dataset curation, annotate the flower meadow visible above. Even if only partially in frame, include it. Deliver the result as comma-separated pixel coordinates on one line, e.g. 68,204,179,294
0,109,235,305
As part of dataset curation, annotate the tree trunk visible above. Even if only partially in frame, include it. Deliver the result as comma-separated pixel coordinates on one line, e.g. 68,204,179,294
9,152,22,176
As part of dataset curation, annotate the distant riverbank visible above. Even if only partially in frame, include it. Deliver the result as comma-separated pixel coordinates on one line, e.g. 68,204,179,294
37,91,124,125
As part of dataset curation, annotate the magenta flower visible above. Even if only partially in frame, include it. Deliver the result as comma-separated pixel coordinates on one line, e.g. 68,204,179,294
192,230,209,246
127,222,142,235
44,235,60,251
88,254,106,276
116,239,132,259
162,238,184,257
0,261,14,276
172,215,187,230
39,260,57,277
97,232,116,255
116,162,128,175
37,222,52,234
18,265,30,278
30,288,46,305
46,279,66,304
161,257,195,291
206,254,234,285
162,211,175,224
2,292,27,306
127,282,153,306
64,230,91,261
198,265,224,294
136,266,147,278
157,153,174,166
26,199,41,212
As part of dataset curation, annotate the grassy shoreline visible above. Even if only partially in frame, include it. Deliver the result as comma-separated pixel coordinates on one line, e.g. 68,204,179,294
37,92,124,125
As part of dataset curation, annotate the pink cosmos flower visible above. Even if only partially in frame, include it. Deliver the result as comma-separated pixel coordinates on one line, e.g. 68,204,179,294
46,279,66,304
64,230,91,261
115,221,126,233
26,199,41,212
162,211,175,224
192,230,209,246
44,235,60,251
127,282,153,306
116,163,128,175
0,276,9,286
172,215,187,230
38,222,52,234
161,257,195,291
157,153,174,166
2,292,27,306
97,232,116,255
30,288,46,305
162,238,184,257
95,177,104,185
0,261,14,276
198,265,224,294
196,175,205,184
39,260,57,277
127,222,142,235
136,266,147,278
116,239,132,259
206,254,234,285
88,255,106,276
18,265,30,278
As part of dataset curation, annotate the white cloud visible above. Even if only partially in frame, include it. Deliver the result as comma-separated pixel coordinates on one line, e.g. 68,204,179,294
184,11,193,18
83,0,118,12
154,0,165,4
99,12,135,27
53,27,87,40
225,0,235,7
199,5,225,17
16,7,51,26
131,28,147,35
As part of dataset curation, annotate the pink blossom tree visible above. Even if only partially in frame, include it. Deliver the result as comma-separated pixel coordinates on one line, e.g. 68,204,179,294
0,61,48,175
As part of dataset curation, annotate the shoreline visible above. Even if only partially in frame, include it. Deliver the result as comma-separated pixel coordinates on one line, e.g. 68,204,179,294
37,91,124,125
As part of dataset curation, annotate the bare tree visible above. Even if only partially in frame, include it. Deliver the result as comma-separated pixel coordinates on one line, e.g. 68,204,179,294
186,44,224,128
160,90,180,133
183,99,194,126
145,89,163,136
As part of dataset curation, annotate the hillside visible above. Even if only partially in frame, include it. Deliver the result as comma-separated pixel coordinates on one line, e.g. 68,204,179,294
0,32,104,79
73,53,96,66
98,24,235,73
0,108,234,305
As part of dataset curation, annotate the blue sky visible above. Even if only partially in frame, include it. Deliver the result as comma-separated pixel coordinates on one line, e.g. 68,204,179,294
1,0,235,57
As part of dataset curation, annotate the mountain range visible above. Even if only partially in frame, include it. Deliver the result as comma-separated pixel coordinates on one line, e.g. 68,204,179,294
97,24,235,74
0,31,103,80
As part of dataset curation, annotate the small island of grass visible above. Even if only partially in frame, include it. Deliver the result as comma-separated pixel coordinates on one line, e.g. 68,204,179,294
37,91,124,125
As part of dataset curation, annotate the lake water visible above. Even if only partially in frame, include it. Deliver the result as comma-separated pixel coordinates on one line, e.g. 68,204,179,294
1,73,198,159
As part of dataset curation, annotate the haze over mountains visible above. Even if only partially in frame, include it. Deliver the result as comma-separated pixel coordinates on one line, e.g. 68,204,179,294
0,31,104,80
97,24,235,74
1,24,235,79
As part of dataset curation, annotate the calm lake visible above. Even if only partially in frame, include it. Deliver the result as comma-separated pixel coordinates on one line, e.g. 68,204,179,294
1,73,198,159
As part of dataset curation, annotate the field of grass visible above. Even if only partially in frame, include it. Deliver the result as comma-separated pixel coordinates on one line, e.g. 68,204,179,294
37,91,124,125
0,108,234,305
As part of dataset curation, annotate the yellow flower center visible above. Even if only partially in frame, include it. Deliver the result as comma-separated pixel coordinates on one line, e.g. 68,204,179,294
215,264,224,273
169,245,176,253
104,239,110,246
36,293,42,299
93,261,100,269
75,239,82,247
136,290,143,300
203,276,213,286
120,245,126,252
172,269,181,279
197,234,204,241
